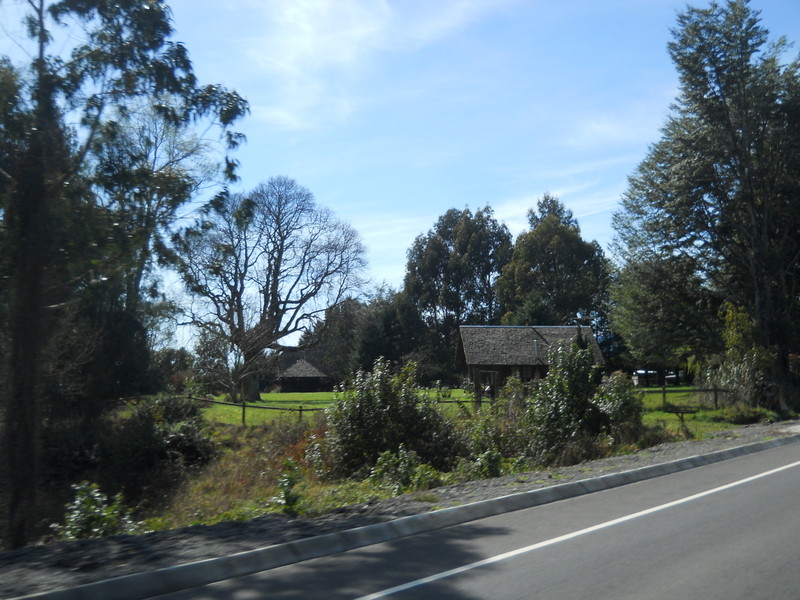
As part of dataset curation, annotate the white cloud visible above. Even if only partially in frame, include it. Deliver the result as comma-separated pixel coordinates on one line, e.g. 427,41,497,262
240,0,519,129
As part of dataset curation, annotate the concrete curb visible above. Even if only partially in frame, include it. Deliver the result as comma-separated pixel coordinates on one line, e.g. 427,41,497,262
17,433,800,600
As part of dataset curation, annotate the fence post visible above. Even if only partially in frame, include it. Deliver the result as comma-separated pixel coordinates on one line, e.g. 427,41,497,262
662,384,667,410
298,405,303,422
713,385,719,409
242,401,246,427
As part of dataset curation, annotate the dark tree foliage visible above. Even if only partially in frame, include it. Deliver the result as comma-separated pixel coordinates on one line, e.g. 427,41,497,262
294,297,367,386
403,207,512,377
613,0,800,389
353,289,430,374
498,196,610,326
0,0,247,548
611,255,723,371
526,192,578,229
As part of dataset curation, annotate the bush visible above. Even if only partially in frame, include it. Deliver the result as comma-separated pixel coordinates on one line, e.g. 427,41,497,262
273,459,302,516
456,412,527,459
594,371,643,444
527,343,605,464
98,395,217,502
51,482,137,541
326,359,461,476
702,348,776,408
369,446,443,494
527,344,644,465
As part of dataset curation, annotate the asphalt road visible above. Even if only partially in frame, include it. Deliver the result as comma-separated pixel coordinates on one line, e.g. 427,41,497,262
153,443,800,600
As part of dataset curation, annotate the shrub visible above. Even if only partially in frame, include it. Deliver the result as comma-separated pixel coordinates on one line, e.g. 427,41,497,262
527,344,644,465
326,359,460,476
594,371,643,444
456,412,527,459
98,395,217,502
473,449,503,478
369,446,443,494
51,482,136,541
702,347,775,407
499,376,528,416
273,459,302,516
527,342,605,465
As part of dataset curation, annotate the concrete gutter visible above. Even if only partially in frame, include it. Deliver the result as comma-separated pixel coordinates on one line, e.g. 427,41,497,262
16,432,800,600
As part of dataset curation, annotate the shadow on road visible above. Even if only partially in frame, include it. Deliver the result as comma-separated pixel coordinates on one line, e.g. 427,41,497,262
155,520,514,599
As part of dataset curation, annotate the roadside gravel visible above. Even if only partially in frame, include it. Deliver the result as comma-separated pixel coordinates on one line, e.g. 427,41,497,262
2,421,799,599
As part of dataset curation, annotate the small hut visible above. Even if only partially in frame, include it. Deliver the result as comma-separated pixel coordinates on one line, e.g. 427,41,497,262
279,358,331,393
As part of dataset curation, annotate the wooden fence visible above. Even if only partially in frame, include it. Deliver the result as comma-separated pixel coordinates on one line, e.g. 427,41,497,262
640,386,729,410
191,395,326,425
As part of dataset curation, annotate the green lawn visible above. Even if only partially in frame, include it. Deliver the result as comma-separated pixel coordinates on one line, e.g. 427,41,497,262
199,385,752,438
200,388,473,425
636,386,747,438
200,392,333,426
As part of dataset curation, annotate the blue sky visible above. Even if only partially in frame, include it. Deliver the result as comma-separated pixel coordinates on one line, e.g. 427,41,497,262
4,1,799,290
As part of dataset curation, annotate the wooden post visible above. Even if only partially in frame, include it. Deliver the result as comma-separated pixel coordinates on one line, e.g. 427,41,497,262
242,401,246,426
662,384,667,410
713,385,719,409
298,405,303,422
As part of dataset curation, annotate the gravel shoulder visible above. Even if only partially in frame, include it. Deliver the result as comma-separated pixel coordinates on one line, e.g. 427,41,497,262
2,421,799,599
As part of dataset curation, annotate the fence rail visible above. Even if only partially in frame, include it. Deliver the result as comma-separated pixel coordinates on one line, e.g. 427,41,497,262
190,395,326,425
638,386,729,409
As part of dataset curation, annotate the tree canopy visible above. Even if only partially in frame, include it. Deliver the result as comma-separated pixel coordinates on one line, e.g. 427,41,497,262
174,177,367,402
498,195,609,326
0,0,246,548
612,0,800,388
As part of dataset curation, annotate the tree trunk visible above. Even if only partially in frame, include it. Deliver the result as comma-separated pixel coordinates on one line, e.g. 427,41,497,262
240,373,261,404
4,145,50,549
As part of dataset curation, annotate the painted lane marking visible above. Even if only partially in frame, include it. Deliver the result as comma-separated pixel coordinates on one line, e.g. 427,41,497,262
356,459,800,599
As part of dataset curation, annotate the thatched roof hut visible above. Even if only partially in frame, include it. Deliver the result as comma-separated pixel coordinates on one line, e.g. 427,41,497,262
279,358,331,393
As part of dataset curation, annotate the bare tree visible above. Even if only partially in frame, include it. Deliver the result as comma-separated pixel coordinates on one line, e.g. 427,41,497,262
175,177,367,402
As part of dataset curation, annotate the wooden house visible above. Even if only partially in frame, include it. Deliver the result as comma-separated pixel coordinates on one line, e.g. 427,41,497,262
457,325,604,398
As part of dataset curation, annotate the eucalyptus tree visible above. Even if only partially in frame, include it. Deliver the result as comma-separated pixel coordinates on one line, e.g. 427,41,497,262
93,100,220,317
0,0,247,548
404,207,511,333
174,177,367,402
613,0,800,387
498,196,609,326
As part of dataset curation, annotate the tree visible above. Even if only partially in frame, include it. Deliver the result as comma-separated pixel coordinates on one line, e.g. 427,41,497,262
613,0,800,392
0,0,246,548
294,297,367,385
174,177,367,402
526,192,578,229
354,288,430,374
610,254,722,372
403,206,512,373
93,100,219,317
498,196,610,326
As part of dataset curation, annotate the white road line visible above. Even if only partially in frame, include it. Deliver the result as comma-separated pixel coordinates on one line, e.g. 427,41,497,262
356,458,800,599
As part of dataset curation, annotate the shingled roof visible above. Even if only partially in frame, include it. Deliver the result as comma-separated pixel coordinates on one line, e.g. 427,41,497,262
281,358,327,379
459,325,603,367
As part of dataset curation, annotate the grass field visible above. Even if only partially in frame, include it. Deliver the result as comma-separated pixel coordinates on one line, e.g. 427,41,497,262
199,393,333,426
199,386,759,439
200,388,472,426
635,386,761,438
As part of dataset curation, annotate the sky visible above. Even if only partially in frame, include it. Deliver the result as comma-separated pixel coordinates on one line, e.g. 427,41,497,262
3,0,800,291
